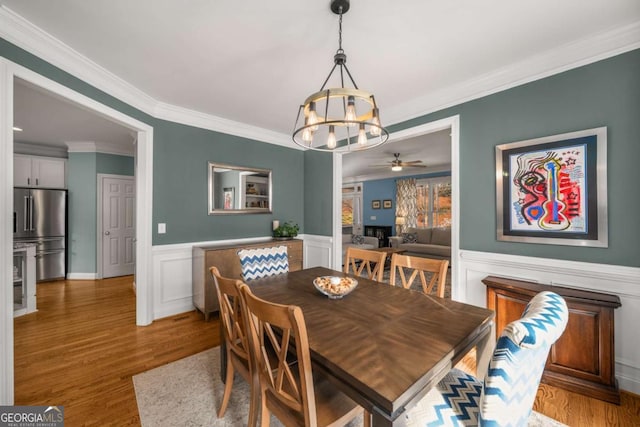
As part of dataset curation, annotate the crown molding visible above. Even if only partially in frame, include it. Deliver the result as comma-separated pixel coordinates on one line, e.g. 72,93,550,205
153,102,294,148
384,21,640,126
0,5,295,149
66,141,134,156
14,140,67,158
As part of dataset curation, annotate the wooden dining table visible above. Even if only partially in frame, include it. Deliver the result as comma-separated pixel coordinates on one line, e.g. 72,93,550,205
239,266,495,427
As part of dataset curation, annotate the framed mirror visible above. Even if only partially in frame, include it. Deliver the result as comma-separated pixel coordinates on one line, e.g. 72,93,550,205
208,162,273,214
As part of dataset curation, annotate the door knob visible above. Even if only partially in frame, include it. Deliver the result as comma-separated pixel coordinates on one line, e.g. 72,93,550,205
104,231,110,235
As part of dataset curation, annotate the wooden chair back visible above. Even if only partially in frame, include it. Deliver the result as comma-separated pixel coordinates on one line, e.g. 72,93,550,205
210,267,257,425
389,254,449,298
238,283,317,426
343,247,387,282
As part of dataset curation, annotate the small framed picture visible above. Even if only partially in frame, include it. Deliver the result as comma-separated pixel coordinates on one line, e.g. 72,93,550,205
383,199,392,209
372,200,381,209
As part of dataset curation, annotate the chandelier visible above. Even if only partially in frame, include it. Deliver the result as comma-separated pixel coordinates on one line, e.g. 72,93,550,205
292,0,389,152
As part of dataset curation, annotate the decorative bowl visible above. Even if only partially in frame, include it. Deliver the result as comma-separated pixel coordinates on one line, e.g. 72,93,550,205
313,276,358,299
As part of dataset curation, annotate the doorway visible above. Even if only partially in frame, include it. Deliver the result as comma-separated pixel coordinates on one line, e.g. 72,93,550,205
98,174,136,278
333,116,460,292
1,58,154,404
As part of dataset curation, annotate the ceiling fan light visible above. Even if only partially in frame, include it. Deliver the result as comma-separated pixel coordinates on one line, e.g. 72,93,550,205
391,165,402,172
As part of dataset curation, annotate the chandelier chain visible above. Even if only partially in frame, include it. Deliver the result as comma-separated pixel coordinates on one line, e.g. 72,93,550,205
338,6,343,52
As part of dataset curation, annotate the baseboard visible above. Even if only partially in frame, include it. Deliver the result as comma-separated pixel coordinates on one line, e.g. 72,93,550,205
66,273,98,280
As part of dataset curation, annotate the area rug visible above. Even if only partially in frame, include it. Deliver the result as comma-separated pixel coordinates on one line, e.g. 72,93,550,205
133,348,567,427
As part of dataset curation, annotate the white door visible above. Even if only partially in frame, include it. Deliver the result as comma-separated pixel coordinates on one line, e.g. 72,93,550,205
102,176,135,278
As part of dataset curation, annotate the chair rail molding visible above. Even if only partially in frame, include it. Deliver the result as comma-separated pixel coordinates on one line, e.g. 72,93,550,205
457,249,640,395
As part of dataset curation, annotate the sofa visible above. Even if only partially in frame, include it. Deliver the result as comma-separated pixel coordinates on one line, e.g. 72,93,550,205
342,234,379,261
389,227,451,261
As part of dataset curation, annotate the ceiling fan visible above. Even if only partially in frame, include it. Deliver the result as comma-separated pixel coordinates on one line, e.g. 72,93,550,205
373,153,427,171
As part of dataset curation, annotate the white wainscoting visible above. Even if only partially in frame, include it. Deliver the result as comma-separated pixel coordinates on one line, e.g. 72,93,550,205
150,235,334,320
457,249,640,395
301,234,333,269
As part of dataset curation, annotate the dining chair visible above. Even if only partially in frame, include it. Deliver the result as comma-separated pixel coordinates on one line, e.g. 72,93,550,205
209,266,259,427
403,291,569,427
238,283,370,427
238,245,289,281
343,246,386,282
388,254,449,298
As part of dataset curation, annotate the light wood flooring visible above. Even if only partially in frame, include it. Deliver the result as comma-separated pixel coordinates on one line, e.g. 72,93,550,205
13,276,640,426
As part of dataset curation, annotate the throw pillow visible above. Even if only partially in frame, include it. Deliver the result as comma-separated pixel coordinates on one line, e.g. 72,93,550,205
402,232,418,243
351,234,365,245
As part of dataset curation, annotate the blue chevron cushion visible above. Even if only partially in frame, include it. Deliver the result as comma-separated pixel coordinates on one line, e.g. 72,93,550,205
404,291,568,427
238,246,289,281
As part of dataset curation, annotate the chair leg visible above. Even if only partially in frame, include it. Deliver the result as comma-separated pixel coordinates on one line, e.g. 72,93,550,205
364,410,371,427
247,375,259,427
217,352,235,417
260,388,270,427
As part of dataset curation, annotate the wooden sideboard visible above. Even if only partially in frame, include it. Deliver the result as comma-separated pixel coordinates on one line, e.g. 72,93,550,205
482,275,621,404
192,239,303,320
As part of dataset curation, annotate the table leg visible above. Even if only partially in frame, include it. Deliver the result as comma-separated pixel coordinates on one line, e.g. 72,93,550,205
475,321,496,381
371,409,407,427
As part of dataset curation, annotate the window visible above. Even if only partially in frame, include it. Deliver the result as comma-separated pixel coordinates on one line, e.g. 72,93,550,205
416,178,451,228
342,183,363,234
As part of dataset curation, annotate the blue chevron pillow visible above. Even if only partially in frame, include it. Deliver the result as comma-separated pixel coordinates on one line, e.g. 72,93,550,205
404,291,568,427
238,246,289,281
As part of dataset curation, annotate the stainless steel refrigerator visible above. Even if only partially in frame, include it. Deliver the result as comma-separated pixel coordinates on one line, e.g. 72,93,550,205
13,188,67,282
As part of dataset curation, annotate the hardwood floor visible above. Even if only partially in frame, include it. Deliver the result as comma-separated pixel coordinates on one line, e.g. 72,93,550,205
13,276,640,426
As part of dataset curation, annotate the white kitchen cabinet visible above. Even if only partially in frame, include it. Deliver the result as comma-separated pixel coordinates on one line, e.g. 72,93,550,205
14,154,67,188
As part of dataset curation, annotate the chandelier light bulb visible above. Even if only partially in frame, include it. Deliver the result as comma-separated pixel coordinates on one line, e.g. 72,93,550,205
327,125,337,149
308,101,319,131
345,96,357,125
357,123,367,145
302,127,313,143
370,108,381,137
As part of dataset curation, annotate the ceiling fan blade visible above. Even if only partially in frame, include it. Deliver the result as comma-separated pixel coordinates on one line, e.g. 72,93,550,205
400,160,425,165
404,164,428,168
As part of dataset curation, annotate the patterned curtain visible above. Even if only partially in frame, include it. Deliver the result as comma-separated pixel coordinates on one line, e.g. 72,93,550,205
396,178,417,234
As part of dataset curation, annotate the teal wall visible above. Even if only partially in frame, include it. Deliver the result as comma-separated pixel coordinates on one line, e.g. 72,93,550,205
152,121,304,244
304,151,333,236
67,153,134,274
1,38,308,249
388,49,640,267
67,153,97,273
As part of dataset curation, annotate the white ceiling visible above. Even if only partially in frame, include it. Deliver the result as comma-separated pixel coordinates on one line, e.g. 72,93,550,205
13,78,134,149
4,0,639,177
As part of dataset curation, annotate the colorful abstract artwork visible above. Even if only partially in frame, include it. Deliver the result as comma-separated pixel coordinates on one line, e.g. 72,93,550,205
509,145,586,232
496,127,608,247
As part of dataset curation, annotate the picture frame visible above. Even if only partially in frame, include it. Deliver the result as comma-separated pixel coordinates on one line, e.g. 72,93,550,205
223,187,235,210
383,199,392,209
372,200,381,209
496,127,607,247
